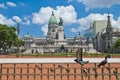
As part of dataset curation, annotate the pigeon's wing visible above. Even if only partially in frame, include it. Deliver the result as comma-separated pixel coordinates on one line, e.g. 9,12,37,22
98,59,107,67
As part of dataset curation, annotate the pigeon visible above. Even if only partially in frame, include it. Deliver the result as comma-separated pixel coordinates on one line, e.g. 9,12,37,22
49,68,54,72
65,68,70,72
35,65,41,70
97,55,111,68
58,65,70,72
83,69,88,77
74,48,89,65
58,65,63,69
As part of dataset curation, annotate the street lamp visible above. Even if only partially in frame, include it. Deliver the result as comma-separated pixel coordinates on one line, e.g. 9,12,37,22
16,23,20,57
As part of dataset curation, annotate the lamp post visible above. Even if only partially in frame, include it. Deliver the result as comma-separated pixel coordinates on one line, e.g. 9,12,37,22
16,23,20,57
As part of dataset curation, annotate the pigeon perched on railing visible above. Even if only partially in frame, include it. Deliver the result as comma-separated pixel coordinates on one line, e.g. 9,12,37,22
83,69,88,77
97,55,111,69
49,68,54,72
58,65,70,72
74,48,89,65
35,65,41,70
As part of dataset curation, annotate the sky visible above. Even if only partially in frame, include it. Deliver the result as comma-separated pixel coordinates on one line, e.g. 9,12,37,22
0,0,120,38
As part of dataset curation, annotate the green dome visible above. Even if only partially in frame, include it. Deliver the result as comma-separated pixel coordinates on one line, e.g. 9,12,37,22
48,11,57,25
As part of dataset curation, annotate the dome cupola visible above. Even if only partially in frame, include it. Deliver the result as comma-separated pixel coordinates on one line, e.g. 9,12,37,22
48,11,57,25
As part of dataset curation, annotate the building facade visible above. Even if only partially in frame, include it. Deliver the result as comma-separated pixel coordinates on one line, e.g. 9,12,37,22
84,20,107,38
93,14,120,52
22,12,95,54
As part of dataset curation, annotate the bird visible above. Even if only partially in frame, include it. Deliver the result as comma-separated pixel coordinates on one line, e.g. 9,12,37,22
82,69,88,77
74,48,89,65
49,68,54,72
65,68,70,72
35,65,41,70
58,65,70,72
97,55,111,68
58,65,63,69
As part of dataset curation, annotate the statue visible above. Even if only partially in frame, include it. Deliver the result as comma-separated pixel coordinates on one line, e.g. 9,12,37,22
59,17,63,26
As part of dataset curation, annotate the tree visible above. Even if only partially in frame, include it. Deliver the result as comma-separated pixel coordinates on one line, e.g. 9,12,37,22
0,24,23,53
112,38,120,49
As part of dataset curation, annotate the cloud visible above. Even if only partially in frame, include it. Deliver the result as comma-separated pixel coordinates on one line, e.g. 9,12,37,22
32,5,77,25
70,28,78,32
78,0,120,8
32,5,77,35
71,13,120,33
0,3,7,9
67,0,74,3
12,16,22,23
55,5,77,25
7,2,16,7
41,24,48,36
85,7,90,12
32,7,53,25
22,17,30,25
12,16,30,25
0,14,15,26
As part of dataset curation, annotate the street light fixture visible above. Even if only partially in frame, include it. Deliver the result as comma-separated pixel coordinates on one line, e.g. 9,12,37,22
16,23,20,57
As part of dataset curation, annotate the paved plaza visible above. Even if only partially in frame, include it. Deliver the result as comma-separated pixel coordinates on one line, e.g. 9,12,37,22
0,58,120,64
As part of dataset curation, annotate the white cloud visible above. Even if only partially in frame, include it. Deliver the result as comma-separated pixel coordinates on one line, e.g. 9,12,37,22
71,13,120,33
12,16,22,23
7,2,16,7
32,7,53,25
0,14,15,26
76,13,107,31
32,5,77,35
32,5,77,25
55,5,77,25
70,28,78,32
85,7,90,12
41,24,48,36
67,0,74,3
78,0,120,8
22,17,30,25
12,16,31,25
0,3,7,9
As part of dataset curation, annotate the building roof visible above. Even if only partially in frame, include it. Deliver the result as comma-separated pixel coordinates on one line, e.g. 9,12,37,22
74,32,85,40
48,11,57,25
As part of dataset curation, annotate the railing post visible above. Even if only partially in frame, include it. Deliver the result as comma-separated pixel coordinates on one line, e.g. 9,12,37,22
108,63,111,80
67,64,69,80
20,67,22,80
74,68,76,80
14,64,16,80
88,68,90,80
47,68,49,80
101,67,104,80
40,64,42,80
53,64,55,80
94,63,98,80
7,68,9,80
34,68,36,80
60,64,62,80
27,64,29,80
114,68,119,80
81,65,83,80
0,64,2,80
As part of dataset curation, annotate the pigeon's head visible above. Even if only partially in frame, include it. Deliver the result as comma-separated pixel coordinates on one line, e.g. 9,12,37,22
105,55,111,59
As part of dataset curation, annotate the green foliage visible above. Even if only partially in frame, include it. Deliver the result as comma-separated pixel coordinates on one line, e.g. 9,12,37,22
0,24,23,53
112,38,120,49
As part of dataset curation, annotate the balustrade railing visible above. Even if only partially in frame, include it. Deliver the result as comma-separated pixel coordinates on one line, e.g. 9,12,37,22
0,63,119,80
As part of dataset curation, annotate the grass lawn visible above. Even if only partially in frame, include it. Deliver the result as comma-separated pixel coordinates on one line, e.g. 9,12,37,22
9,52,120,58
